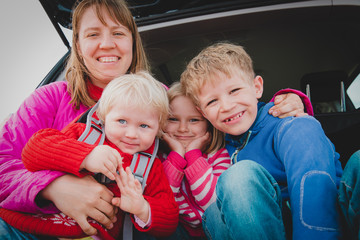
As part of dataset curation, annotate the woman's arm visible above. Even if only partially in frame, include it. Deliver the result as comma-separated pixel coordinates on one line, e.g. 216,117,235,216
0,83,73,213
269,89,314,118
0,82,117,235
40,174,117,236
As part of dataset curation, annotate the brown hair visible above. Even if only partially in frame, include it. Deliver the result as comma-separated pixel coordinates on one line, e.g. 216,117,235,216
66,0,149,108
181,42,254,107
167,82,225,154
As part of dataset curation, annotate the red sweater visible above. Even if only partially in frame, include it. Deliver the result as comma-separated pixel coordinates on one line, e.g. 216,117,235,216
20,122,179,239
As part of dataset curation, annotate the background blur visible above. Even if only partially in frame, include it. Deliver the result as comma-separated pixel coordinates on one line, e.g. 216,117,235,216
0,0,70,122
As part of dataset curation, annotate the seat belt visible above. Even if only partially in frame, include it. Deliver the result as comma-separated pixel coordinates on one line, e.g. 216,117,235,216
123,138,159,240
77,102,105,145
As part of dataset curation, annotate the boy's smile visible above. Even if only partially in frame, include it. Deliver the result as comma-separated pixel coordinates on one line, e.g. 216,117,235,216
223,111,245,123
197,69,263,136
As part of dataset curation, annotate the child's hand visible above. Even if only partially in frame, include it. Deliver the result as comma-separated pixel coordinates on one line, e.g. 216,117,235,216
186,132,210,152
81,145,122,180
112,167,150,223
162,132,186,157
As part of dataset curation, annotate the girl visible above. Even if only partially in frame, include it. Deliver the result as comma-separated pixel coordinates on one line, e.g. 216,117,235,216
160,82,231,239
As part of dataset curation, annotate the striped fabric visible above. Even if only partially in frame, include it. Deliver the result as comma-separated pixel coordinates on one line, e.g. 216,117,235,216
161,148,231,236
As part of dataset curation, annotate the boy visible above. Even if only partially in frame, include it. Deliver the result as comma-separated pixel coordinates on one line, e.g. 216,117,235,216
180,42,343,240
12,72,179,239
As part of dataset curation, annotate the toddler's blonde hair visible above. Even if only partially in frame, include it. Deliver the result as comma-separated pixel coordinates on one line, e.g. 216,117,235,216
97,71,169,136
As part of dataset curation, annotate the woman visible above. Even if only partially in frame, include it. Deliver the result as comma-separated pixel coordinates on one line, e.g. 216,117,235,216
0,0,310,239
0,0,149,238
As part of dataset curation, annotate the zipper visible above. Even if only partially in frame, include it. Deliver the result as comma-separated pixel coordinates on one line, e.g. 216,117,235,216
230,130,252,164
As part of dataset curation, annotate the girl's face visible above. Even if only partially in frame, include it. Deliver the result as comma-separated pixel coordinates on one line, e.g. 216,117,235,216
165,95,208,148
77,6,133,88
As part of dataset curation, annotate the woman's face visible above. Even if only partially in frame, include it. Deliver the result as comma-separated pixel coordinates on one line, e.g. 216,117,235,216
77,6,133,88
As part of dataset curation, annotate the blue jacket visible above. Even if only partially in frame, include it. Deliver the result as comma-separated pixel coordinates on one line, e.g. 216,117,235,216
225,102,343,239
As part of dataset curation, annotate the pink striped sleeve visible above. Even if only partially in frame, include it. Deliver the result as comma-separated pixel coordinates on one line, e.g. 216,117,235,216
185,148,231,210
162,152,185,189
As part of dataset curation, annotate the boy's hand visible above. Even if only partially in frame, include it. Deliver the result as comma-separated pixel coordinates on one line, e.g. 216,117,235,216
162,132,186,157
81,145,122,180
186,132,210,152
112,167,150,223
269,93,308,118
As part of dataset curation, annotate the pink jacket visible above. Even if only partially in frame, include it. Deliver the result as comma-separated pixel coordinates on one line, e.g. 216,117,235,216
0,81,88,213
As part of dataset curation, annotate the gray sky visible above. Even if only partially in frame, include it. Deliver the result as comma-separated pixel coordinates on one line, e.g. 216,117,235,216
0,0,70,121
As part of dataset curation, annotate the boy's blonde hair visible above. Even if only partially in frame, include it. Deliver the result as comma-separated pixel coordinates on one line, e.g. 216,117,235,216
167,82,225,154
181,42,255,107
97,72,169,136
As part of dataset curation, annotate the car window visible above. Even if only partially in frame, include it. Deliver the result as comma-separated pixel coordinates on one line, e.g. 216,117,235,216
347,74,360,109
0,0,70,121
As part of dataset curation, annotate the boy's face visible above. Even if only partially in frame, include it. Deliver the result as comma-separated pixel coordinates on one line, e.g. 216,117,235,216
197,70,263,136
104,103,160,155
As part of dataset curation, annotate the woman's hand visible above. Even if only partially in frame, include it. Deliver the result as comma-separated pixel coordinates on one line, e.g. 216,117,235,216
112,167,150,223
269,93,308,118
81,145,123,181
40,174,117,236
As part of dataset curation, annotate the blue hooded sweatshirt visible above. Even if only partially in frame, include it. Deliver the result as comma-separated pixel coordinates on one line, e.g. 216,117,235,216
225,102,343,239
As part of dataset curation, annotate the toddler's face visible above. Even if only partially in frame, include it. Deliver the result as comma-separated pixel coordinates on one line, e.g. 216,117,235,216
104,103,159,155
165,95,208,148
197,70,263,136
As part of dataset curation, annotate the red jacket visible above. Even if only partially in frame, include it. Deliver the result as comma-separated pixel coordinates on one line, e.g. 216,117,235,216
4,122,179,239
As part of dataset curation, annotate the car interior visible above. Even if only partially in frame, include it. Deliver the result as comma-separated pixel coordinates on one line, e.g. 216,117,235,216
138,2,360,167
40,0,360,167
